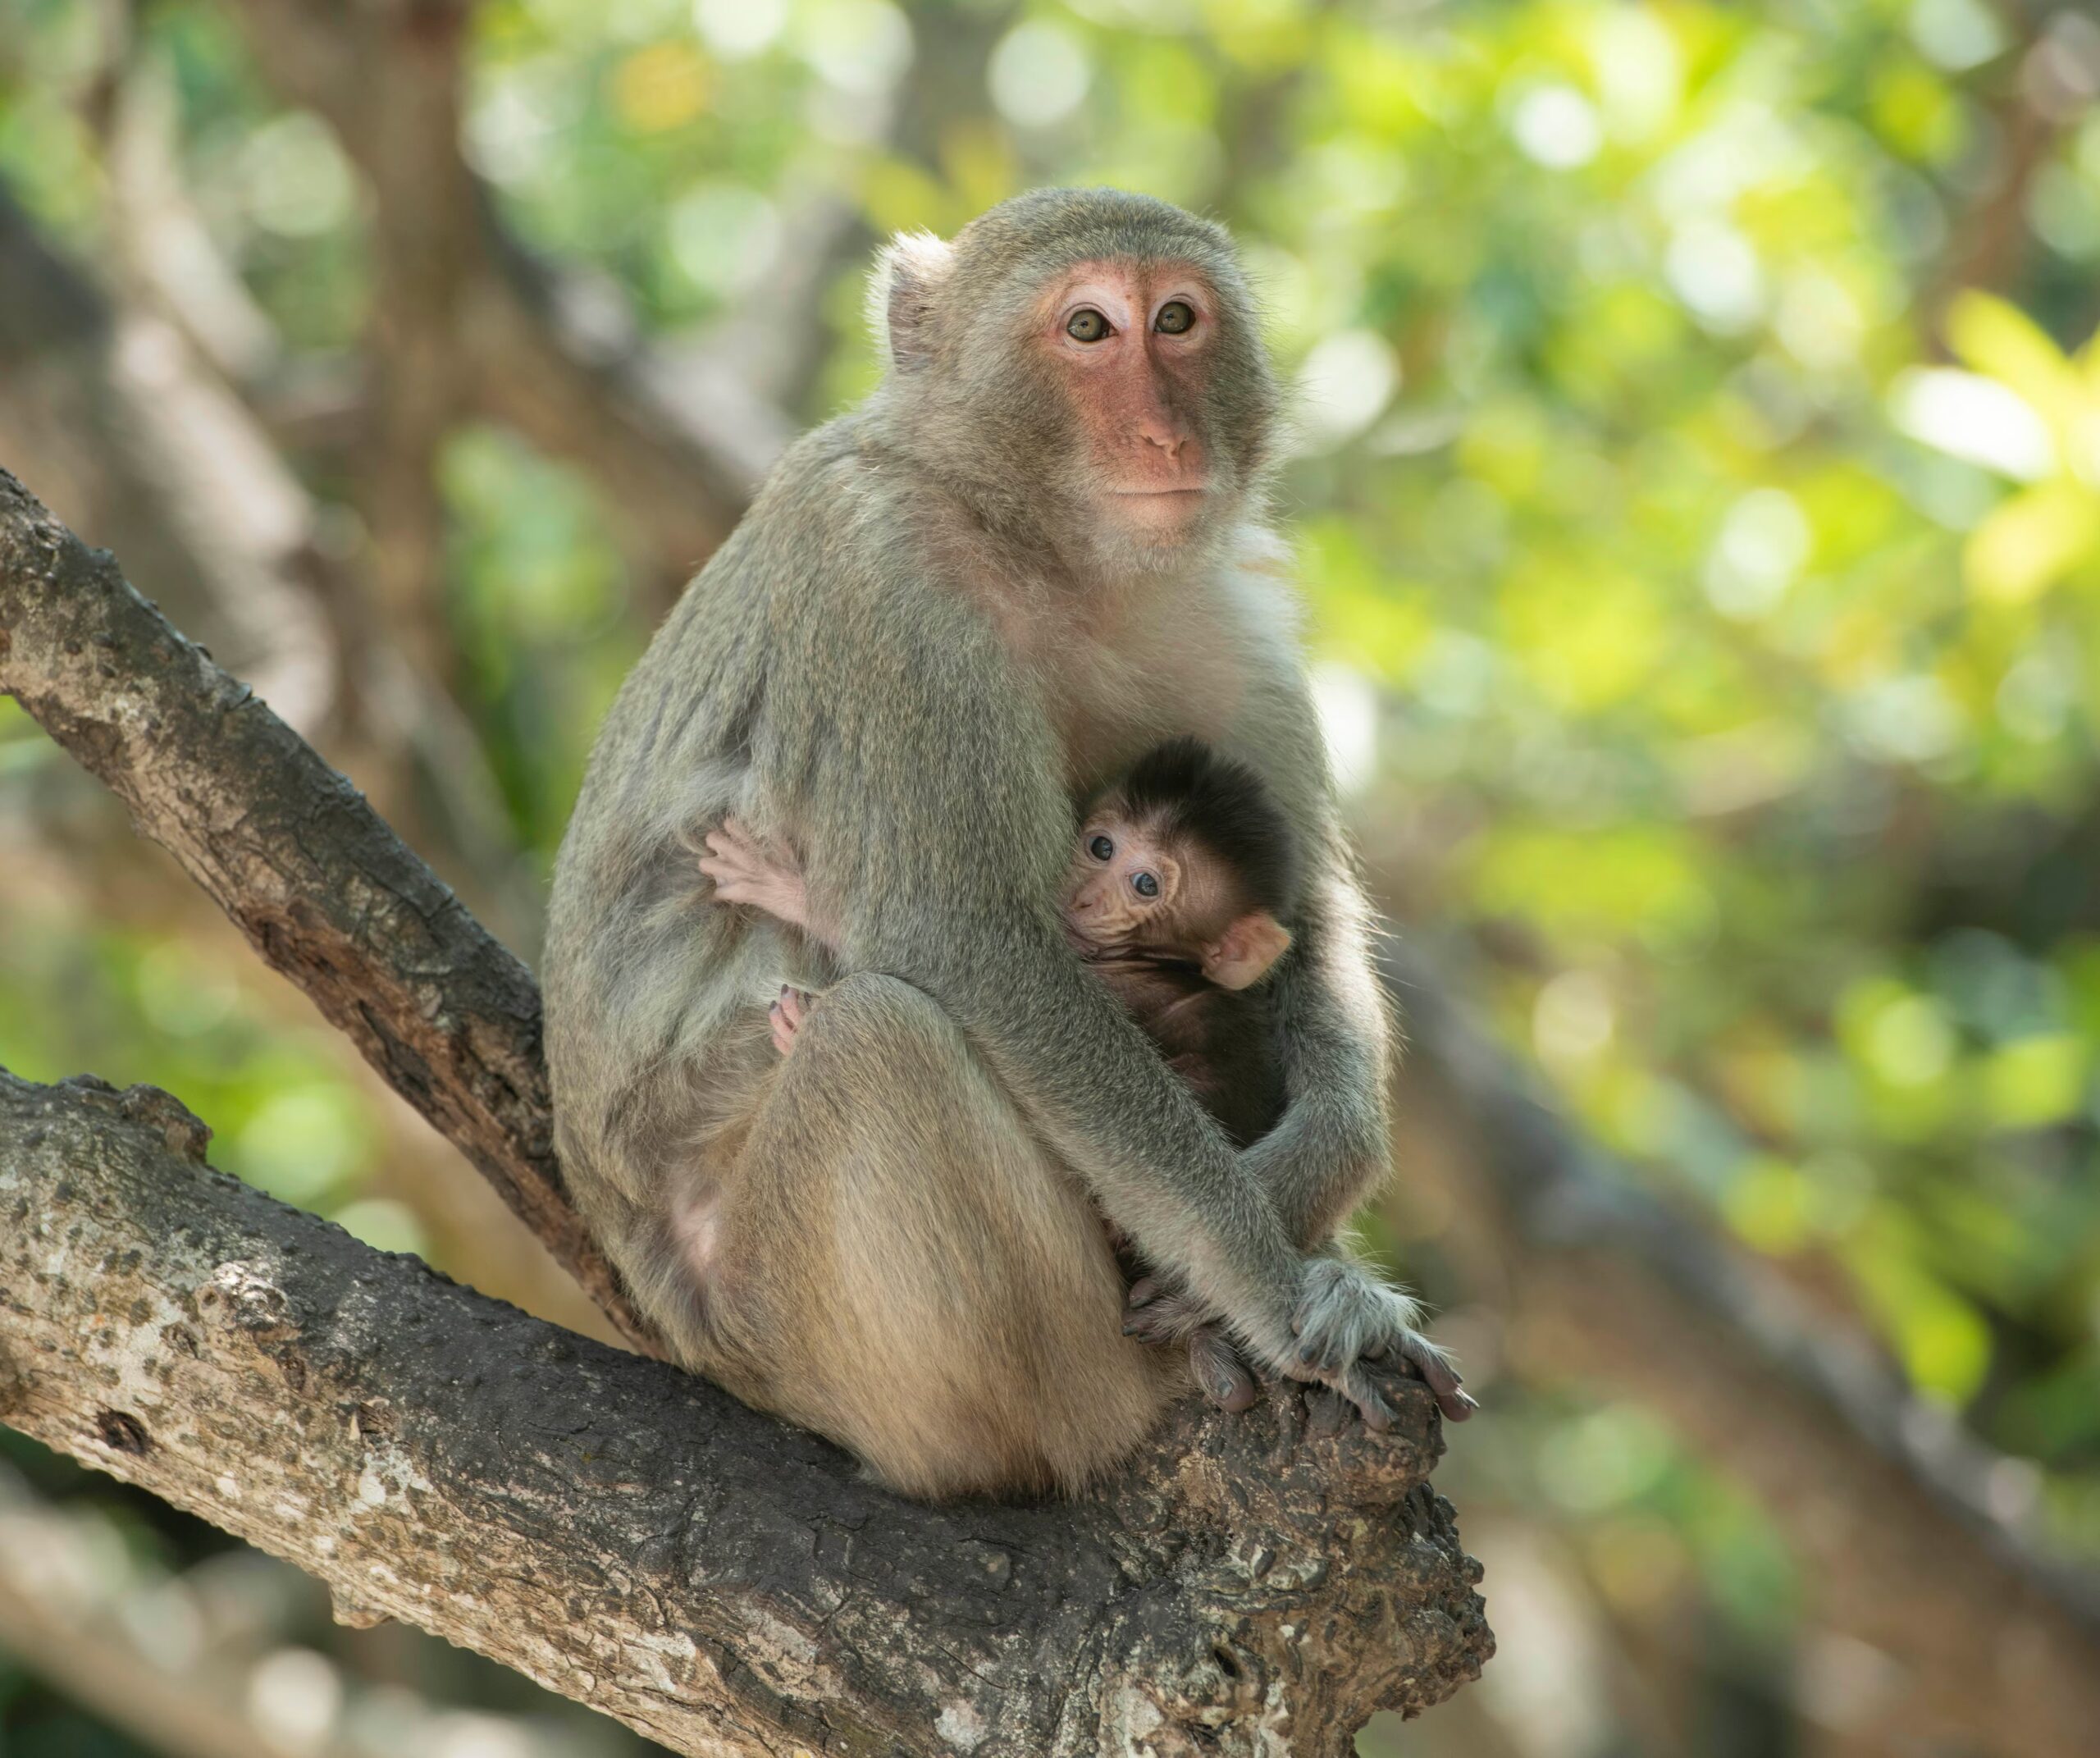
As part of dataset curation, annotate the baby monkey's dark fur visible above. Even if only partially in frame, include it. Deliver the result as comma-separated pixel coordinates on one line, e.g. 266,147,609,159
1080,737,1301,1150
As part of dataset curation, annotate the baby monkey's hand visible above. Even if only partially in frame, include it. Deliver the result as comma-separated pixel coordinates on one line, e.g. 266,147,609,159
694,817,814,935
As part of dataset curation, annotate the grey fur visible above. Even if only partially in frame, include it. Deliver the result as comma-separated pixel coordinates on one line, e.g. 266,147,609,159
543,189,1463,1500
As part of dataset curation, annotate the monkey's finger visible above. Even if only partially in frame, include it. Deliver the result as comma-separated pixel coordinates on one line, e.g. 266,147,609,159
1333,1365,1396,1433
1125,1276,1162,1308
1294,1331,1349,1377
1366,1339,1477,1424
1396,1336,1472,1416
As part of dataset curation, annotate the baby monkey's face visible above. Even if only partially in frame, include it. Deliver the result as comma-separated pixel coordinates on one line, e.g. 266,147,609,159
1063,810,1191,949
1063,806,1291,989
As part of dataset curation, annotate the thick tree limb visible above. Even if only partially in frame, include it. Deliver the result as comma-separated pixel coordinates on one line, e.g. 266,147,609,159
0,467,647,1349
1386,943,2100,1758
0,1068,1490,1756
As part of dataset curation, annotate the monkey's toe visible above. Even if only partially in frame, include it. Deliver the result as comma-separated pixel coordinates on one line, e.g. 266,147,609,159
1188,1327,1257,1413
769,987,814,1057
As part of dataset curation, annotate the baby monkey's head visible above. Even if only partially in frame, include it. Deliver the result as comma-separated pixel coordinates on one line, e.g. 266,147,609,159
1066,737,1300,989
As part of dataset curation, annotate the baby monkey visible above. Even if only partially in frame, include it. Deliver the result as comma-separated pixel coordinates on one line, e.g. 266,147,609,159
698,736,1303,1413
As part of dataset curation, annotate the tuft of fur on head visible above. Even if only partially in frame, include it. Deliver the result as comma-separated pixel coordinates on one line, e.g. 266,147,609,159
1110,736,1302,918
868,231,957,371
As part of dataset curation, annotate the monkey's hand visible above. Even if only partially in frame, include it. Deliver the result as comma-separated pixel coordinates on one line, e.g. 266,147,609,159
1289,1257,1476,1428
694,818,815,935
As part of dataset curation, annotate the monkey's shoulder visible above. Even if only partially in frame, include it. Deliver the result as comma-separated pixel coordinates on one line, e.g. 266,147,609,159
727,420,991,614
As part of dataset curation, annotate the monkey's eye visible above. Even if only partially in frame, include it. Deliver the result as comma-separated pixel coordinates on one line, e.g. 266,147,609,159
1132,871,1161,899
1066,308,1112,343
1155,300,1195,336
1088,834,1115,861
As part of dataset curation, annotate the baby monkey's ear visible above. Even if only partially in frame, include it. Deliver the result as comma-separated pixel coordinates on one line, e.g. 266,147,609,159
1202,911,1293,991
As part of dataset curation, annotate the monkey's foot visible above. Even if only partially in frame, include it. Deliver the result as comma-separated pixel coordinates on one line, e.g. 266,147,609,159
1122,1275,1205,1346
1124,1281,1258,1412
769,987,813,1057
1187,1325,1258,1413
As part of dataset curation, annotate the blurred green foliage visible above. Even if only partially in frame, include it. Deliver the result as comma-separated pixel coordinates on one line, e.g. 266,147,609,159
4,0,2100,1749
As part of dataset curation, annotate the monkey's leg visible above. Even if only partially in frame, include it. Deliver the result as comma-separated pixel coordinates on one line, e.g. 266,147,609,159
701,972,1181,1500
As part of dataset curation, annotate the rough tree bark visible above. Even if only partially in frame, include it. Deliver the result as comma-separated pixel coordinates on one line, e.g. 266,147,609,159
0,467,645,1348
0,1069,1486,1758
0,470,1492,1753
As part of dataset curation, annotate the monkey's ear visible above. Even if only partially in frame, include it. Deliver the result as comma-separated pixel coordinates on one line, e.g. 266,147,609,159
1203,911,1292,992
870,231,956,371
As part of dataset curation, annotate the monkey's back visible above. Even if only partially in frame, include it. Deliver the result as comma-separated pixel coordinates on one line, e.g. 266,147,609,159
1089,958,1285,1149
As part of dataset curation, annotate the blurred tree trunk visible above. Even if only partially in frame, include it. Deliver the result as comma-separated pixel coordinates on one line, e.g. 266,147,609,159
1383,935,2100,1758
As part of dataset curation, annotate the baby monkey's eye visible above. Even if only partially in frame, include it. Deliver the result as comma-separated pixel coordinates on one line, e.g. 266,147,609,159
1154,300,1195,335
1132,872,1161,899
1066,308,1112,343
1088,834,1115,861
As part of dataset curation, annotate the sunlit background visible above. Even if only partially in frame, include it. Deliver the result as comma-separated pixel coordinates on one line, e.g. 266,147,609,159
4,0,2100,1753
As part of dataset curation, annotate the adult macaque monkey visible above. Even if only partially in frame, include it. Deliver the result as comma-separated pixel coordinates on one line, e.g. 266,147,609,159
544,188,1468,1500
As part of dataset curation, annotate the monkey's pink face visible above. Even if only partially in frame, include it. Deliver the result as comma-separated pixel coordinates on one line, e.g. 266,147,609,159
1041,261,1220,538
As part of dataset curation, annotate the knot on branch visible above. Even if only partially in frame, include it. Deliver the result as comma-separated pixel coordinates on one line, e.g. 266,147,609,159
1071,1386,1492,1753
195,1260,299,1344
119,1084,213,1163
48,1075,213,1165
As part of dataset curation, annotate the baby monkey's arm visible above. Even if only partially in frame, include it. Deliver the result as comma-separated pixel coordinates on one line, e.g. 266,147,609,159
696,819,830,941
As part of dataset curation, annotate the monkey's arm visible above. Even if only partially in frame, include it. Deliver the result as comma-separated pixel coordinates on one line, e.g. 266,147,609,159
1251,848,1398,1244
1212,631,1400,1244
1219,647,1475,1418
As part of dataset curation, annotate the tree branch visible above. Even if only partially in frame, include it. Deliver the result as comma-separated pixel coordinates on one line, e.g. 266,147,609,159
0,466,647,1349
0,1067,1489,1756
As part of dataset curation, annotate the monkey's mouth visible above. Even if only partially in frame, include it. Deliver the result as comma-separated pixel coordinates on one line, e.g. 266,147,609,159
1109,487,1210,529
